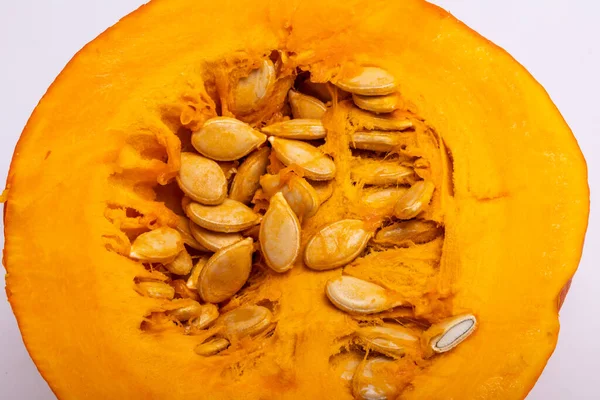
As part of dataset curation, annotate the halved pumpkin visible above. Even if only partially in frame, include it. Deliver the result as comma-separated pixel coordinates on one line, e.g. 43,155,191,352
3,0,589,399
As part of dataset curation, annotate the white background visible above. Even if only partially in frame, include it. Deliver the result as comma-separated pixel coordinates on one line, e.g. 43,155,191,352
0,0,598,398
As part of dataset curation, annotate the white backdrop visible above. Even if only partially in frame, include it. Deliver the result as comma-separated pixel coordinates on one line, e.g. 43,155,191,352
1,1,598,399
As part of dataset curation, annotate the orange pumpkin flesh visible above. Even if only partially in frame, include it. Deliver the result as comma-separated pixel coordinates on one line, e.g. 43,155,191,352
3,0,589,399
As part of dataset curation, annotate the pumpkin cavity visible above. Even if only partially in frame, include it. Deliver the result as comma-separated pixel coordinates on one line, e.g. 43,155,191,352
101,52,472,397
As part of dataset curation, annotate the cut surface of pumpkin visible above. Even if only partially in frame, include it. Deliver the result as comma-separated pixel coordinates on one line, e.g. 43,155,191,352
2,0,589,399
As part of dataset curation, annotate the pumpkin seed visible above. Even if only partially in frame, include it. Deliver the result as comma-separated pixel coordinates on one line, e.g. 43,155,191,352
176,152,228,205
185,199,261,233
352,357,401,400
188,304,220,330
362,188,408,209
269,136,336,181
356,324,419,357
335,66,396,96
351,108,413,131
304,220,371,271
352,93,400,114
424,314,477,355
197,238,254,303
288,89,327,119
189,222,243,252
351,161,414,186
165,249,194,275
186,255,209,290
233,59,275,114
311,180,334,205
229,147,270,204
194,337,230,356
373,220,442,246
166,299,204,321
260,172,320,219
262,119,326,140
218,305,272,339
192,117,267,161
129,227,183,263
350,131,404,153
259,192,301,273
134,281,175,300
175,215,209,251
393,180,435,220
326,276,400,314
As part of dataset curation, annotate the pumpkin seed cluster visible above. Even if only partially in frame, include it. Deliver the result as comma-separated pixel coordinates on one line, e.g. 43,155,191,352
124,58,476,399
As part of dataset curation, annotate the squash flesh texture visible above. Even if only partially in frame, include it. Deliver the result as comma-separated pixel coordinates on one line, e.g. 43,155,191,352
3,1,588,400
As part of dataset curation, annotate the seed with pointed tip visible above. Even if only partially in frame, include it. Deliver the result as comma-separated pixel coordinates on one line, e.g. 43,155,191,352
269,136,336,181
260,192,301,273
192,117,266,161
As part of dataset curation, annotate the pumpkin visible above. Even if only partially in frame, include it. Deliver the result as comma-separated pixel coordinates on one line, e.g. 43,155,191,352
2,0,589,399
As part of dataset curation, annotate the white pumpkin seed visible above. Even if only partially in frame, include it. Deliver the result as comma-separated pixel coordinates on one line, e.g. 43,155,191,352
134,281,175,300
350,131,404,153
269,136,336,181
186,256,209,290
229,147,270,204
262,119,326,140
304,220,371,270
352,357,401,400
373,220,441,246
194,337,230,356
166,299,203,321
260,172,320,219
351,108,413,131
260,192,301,273
352,93,400,114
189,222,243,252
185,199,261,233
192,117,267,161
177,152,228,205
129,227,183,263
165,249,194,275
175,215,209,252
288,89,327,119
362,188,408,209
326,276,400,314
393,180,435,220
233,59,275,114
356,324,419,357
218,305,273,339
335,66,396,96
424,314,477,355
351,161,414,186
197,238,254,303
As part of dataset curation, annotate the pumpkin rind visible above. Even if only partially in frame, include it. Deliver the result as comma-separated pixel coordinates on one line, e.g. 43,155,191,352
2,0,589,399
